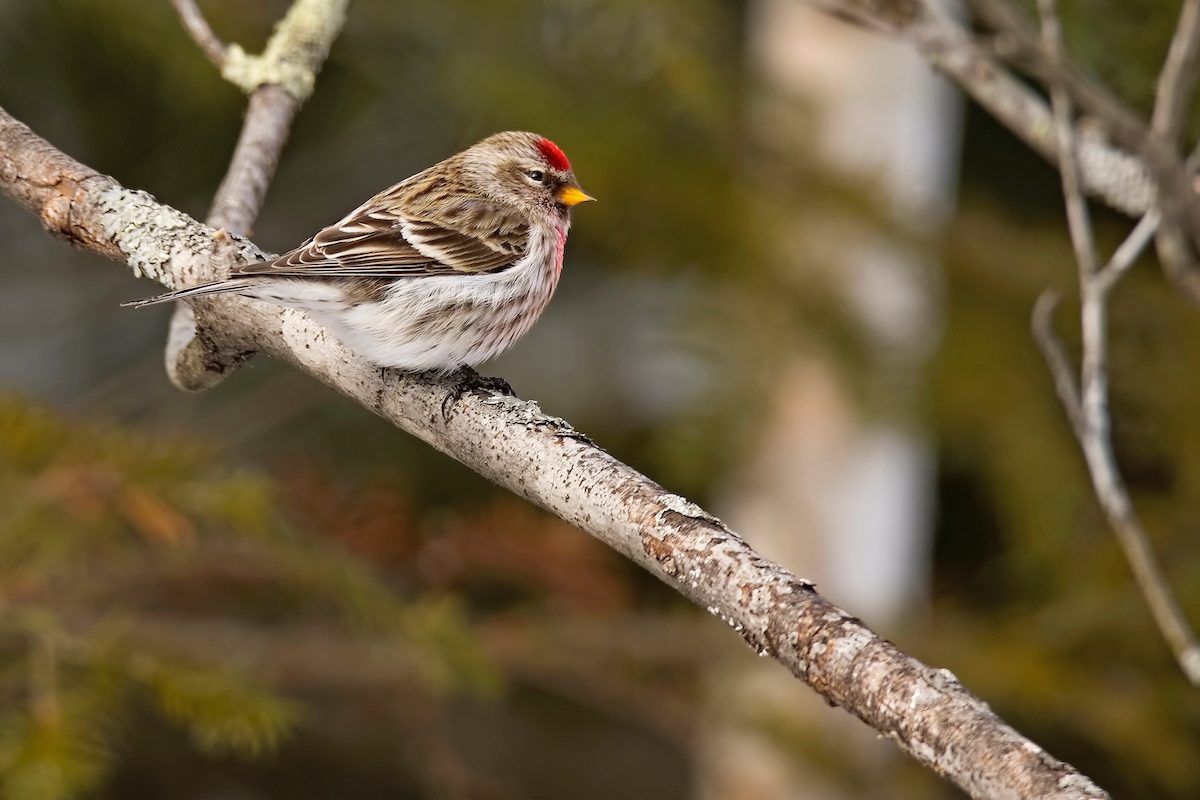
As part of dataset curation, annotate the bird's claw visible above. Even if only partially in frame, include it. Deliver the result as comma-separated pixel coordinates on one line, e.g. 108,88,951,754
441,365,515,421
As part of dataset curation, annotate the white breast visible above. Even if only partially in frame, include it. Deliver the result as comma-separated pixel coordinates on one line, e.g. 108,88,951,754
312,222,567,370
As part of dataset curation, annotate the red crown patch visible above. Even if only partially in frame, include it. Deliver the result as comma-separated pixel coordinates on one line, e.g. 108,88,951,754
536,137,571,171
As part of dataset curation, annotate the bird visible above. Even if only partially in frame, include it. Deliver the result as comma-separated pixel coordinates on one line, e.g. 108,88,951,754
127,131,593,374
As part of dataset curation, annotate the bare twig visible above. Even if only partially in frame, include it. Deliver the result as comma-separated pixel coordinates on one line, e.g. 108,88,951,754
203,0,352,233
1037,0,1105,435
1032,295,1200,686
1095,144,1200,298
966,0,1200,305
967,0,1198,229
806,0,1200,306
1096,210,1159,291
1038,0,1097,277
1033,0,1200,686
798,0,1200,682
165,0,350,391
969,0,1169,154
1152,0,1200,308
0,103,1110,800
1031,291,1084,431
170,0,228,68
1093,130,1200,292
799,0,1156,215
1152,0,1200,147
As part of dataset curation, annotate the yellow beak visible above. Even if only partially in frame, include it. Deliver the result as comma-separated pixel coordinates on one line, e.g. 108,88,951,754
557,185,596,207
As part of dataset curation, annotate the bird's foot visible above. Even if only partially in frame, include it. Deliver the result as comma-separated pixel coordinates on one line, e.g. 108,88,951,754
441,365,515,421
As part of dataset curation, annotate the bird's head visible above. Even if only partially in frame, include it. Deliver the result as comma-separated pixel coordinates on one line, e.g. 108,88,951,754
459,131,594,218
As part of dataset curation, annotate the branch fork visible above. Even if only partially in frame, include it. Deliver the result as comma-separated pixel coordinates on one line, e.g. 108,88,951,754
801,0,1200,689
1031,0,1200,686
165,0,349,392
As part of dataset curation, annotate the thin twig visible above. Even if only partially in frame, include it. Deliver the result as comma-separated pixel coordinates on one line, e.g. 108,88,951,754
170,0,228,68
1097,210,1159,291
1031,291,1084,433
1038,0,1105,432
1038,0,1097,279
1096,136,1200,292
1032,296,1200,686
1152,0,1200,306
803,0,1200,303
1035,0,1200,686
969,0,1162,155
1152,0,1200,147
973,0,1200,304
806,0,1157,216
1099,146,1200,299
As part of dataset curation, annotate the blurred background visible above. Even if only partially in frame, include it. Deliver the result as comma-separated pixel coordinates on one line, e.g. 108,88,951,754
2,0,1199,797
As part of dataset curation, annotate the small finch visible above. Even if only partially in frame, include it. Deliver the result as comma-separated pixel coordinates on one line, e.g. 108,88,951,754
128,131,593,371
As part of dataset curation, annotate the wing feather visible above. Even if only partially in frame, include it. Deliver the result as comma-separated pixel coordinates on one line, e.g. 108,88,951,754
233,194,529,280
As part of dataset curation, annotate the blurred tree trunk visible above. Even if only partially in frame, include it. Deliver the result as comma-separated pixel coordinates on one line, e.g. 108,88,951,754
698,3,961,797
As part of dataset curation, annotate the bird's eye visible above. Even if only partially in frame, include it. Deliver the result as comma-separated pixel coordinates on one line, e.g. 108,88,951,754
526,170,545,183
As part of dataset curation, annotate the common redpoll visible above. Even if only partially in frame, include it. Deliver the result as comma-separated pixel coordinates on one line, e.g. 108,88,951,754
128,131,593,371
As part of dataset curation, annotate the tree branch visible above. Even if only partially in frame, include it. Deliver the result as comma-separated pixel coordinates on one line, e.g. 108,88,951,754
1096,209,1158,291
1151,0,1200,147
0,104,1108,800
1031,291,1085,433
1032,294,1200,686
1031,0,1200,687
803,0,1200,310
166,0,349,392
205,85,302,235
801,0,1156,216
1037,0,1097,277
966,0,1200,305
1151,0,1200,310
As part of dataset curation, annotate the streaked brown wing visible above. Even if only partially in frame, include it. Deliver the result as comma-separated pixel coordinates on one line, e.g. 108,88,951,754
396,219,526,273
233,203,528,280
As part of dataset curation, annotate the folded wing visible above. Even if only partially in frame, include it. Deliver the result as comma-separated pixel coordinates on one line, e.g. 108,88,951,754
123,189,531,308
235,202,529,279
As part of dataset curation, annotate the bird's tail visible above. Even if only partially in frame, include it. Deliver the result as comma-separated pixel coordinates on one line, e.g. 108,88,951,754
121,278,256,309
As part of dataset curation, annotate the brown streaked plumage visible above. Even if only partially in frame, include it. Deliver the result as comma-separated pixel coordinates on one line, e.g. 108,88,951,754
126,132,593,371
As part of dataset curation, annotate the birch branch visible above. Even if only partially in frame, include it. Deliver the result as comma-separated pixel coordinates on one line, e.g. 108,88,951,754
1031,0,1200,686
166,0,350,392
800,0,1156,216
965,0,1200,304
813,0,1200,306
0,104,1108,800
